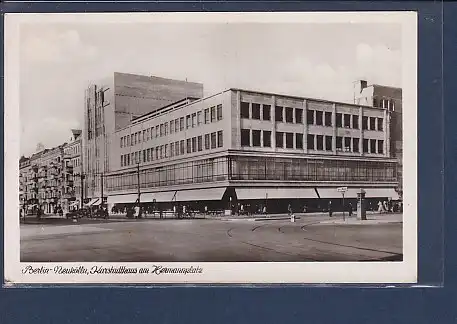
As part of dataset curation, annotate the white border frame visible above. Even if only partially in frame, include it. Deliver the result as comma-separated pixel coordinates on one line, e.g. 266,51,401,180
4,12,417,284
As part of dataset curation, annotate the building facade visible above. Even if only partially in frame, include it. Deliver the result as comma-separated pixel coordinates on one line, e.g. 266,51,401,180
62,130,82,210
19,130,82,214
100,87,398,214
354,80,402,197
82,72,204,202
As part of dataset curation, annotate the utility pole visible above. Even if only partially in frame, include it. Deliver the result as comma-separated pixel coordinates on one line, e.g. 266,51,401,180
137,163,140,204
100,173,104,205
80,173,85,209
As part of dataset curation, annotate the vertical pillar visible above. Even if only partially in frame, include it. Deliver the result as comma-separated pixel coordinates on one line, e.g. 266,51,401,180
332,103,337,154
249,129,253,147
271,96,276,150
359,106,364,156
303,99,308,153
260,130,264,148
236,90,241,149
260,103,263,120
384,109,390,157
292,107,296,124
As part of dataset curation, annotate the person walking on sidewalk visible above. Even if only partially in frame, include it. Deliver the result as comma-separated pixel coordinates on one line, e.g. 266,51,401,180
328,201,333,217
287,203,292,216
348,202,353,217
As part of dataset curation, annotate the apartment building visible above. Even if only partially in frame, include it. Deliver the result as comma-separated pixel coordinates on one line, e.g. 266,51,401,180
354,80,403,197
101,88,398,213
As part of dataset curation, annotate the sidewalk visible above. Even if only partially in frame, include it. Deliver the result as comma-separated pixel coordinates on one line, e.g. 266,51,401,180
317,213,403,225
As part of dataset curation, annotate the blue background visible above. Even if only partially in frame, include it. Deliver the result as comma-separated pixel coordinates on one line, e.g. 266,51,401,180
1,1,454,323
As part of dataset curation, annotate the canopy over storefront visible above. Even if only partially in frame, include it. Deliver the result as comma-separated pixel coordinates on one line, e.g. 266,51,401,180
85,198,99,206
236,188,318,200
174,188,226,202
107,194,138,204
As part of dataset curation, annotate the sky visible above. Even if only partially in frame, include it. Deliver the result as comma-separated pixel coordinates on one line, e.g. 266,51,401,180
19,21,402,157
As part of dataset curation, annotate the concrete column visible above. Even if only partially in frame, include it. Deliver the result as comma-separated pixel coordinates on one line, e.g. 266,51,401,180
249,129,253,147
303,99,308,153
249,102,252,119
314,135,317,151
384,109,390,157
260,130,264,147
359,106,364,156
292,108,296,123
271,96,276,150
236,90,241,149
260,103,263,120
332,103,337,153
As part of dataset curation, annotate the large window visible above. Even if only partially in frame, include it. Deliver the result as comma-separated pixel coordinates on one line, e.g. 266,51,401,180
192,137,197,153
175,141,180,156
325,112,332,126
187,139,192,153
307,134,315,149
316,135,324,150
170,120,174,134
186,115,191,129
377,118,384,131
205,134,210,150
336,113,343,127
276,132,284,148
369,117,376,131
370,139,377,153
296,133,303,149
241,129,250,147
307,110,314,125
362,116,368,130
252,103,261,119
175,119,179,133
336,136,343,150
217,105,223,121
197,111,202,125
252,130,261,147
295,108,303,124
192,113,196,128
275,106,284,122
344,114,351,128
325,136,333,151
211,132,217,149
263,131,271,147
285,107,294,123
353,115,359,129
263,105,271,121
344,137,351,151
180,117,184,131
241,102,250,119
180,140,184,155
363,139,369,153
316,111,323,126
198,136,203,151
217,131,223,148
353,138,360,153
205,108,210,123
286,132,294,148
378,140,384,154
211,106,216,122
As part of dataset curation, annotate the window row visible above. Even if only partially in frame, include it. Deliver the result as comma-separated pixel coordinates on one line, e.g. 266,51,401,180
240,101,384,131
240,129,384,154
107,156,397,191
120,104,223,148
120,131,224,167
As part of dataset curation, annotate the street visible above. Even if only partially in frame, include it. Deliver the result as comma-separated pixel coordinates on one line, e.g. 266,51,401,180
20,214,403,262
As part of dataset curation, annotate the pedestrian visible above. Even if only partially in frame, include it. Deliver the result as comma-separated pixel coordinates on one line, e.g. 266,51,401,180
348,202,353,217
378,201,383,214
263,205,267,215
240,204,244,215
204,205,208,215
134,204,140,219
328,201,333,217
287,203,292,216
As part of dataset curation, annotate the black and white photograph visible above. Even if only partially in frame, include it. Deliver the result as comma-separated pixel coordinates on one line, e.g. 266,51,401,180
4,12,417,284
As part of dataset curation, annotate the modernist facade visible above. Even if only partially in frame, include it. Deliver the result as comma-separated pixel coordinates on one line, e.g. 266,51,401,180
82,72,204,203
96,85,398,213
354,80,402,196
19,131,82,214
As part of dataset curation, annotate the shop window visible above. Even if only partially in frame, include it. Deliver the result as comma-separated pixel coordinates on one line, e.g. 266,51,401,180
325,136,333,151
252,130,261,147
252,103,261,119
263,131,271,147
286,132,294,148
241,102,250,119
276,132,284,148
263,105,271,120
296,133,303,149
285,107,294,123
